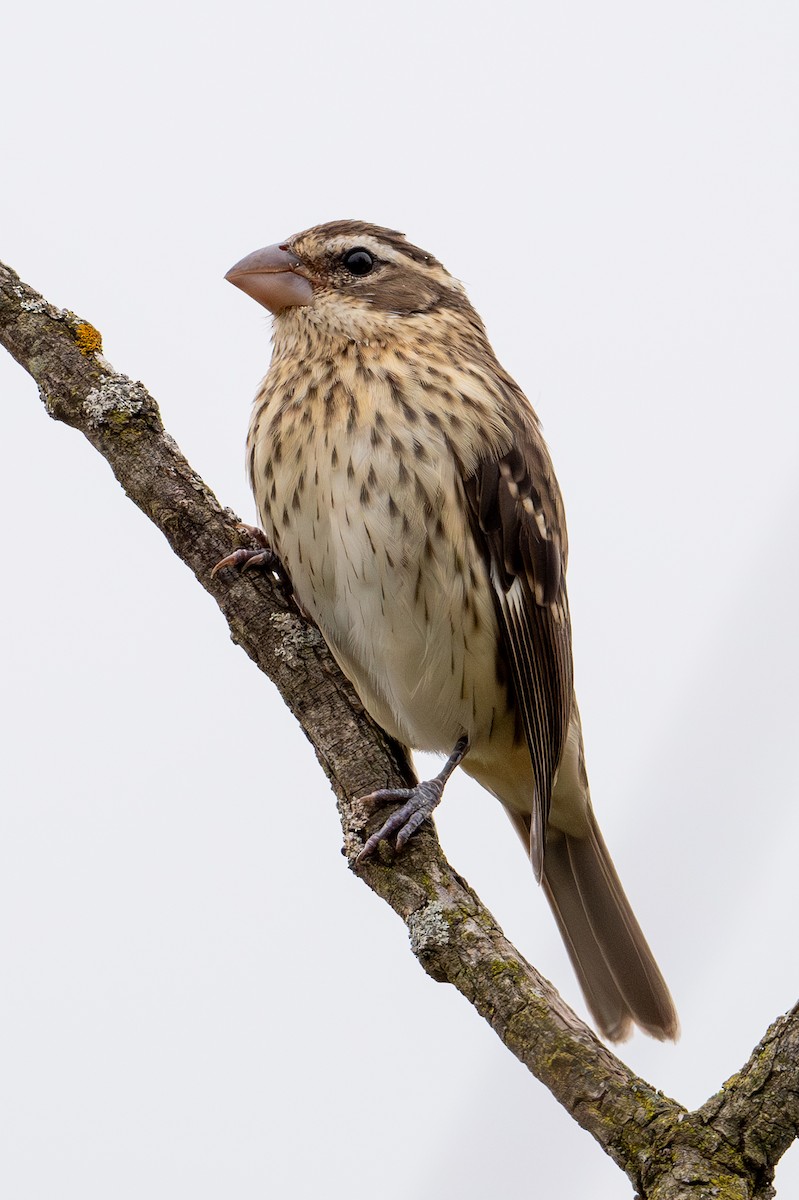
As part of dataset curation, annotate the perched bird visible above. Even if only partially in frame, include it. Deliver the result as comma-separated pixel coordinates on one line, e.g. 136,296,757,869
222,220,678,1042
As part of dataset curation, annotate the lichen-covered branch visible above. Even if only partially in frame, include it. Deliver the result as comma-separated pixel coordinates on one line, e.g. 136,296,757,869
2,258,796,1199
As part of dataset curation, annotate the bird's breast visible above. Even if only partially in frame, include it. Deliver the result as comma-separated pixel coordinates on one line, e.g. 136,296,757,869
248,375,511,753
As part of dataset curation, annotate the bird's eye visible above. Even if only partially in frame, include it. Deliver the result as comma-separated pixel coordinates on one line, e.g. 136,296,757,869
342,248,375,276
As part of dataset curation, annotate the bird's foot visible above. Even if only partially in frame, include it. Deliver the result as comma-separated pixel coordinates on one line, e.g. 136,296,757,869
211,545,280,576
356,779,445,861
356,736,469,863
211,524,285,581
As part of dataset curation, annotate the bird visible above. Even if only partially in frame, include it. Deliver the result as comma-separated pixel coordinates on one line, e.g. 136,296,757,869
221,219,678,1043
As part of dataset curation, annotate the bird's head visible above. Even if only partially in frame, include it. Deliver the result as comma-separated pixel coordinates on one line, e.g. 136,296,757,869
225,220,481,345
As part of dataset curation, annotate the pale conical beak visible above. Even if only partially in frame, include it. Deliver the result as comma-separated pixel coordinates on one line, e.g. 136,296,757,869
225,244,314,314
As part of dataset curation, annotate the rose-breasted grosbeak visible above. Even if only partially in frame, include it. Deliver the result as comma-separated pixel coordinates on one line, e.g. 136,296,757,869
222,220,678,1042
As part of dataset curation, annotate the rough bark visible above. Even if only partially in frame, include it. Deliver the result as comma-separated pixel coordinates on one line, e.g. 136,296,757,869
2,258,797,1199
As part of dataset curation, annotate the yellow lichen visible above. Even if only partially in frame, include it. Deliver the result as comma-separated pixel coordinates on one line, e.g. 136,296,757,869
74,322,103,356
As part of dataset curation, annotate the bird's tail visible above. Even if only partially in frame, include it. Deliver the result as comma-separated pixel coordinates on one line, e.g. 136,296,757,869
508,807,679,1042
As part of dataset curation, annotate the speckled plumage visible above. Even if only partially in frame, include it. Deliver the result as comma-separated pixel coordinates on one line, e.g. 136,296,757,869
230,220,677,1042
250,315,513,754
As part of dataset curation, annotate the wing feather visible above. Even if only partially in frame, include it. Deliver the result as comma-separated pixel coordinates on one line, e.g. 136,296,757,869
463,417,573,879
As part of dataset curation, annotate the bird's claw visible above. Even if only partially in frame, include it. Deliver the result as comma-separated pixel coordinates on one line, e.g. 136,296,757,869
211,546,279,577
211,525,283,579
356,779,445,863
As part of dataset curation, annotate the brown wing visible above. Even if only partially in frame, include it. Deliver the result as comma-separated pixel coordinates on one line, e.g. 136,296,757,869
463,420,574,880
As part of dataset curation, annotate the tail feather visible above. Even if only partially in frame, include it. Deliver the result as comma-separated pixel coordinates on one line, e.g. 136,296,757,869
507,807,679,1042
541,848,634,1042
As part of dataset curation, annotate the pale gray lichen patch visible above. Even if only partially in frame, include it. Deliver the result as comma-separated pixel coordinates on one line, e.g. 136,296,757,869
15,289,68,325
13,282,56,316
83,377,150,428
409,901,450,955
270,611,322,669
20,296,52,315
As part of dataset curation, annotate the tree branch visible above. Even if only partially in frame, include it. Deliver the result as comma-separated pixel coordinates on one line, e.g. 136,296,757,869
2,258,796,1199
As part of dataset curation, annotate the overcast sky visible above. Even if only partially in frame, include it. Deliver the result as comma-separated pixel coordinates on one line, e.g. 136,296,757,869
2,3,799,1197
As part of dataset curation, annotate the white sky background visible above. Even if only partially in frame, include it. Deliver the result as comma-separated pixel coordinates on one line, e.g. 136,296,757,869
2,2,798,1196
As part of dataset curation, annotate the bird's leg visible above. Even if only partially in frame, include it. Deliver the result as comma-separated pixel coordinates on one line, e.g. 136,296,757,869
356,735,469,863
